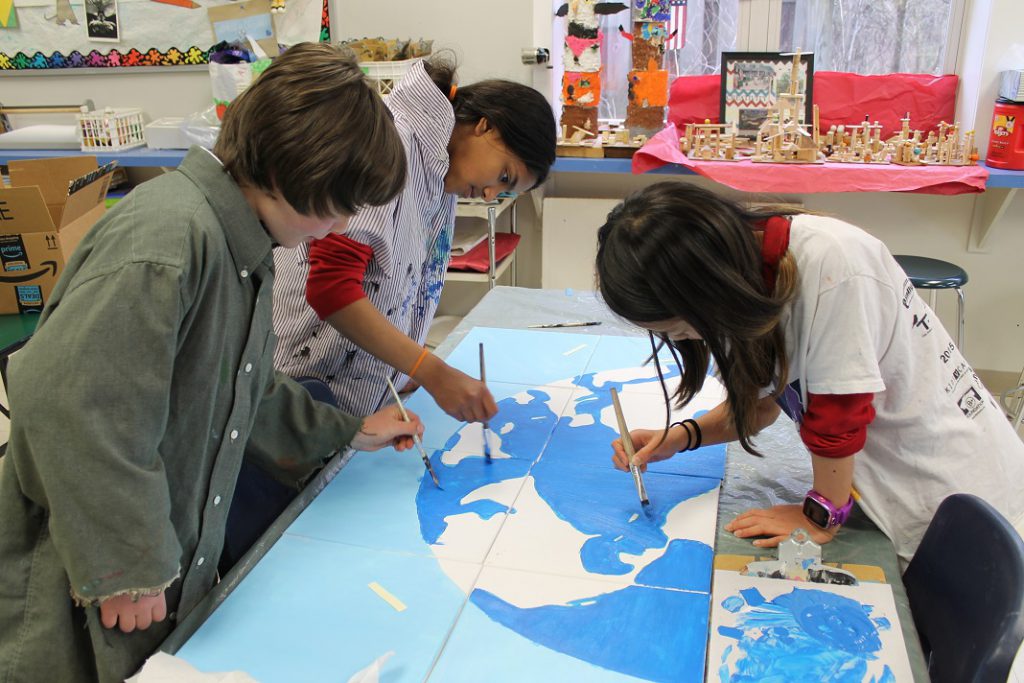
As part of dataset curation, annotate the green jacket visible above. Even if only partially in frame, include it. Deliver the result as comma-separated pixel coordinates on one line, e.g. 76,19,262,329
0,148,362,682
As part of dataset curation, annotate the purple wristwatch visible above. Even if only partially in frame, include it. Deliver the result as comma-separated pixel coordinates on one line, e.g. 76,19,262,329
802,490,855,530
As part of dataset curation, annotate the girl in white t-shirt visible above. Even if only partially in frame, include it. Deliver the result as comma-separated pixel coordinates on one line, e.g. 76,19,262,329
599,181,1024,562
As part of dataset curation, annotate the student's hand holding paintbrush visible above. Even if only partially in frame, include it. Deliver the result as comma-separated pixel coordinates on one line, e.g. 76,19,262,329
352,404,425,452
417,360,497,424
611,428,690,472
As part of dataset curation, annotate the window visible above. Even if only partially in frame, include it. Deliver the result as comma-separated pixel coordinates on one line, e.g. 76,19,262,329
552,0,962,123
587,1,740,120
779,0,959,74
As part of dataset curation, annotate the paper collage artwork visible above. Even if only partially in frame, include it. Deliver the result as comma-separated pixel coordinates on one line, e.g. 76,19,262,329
177,327,729,682
708,570,914,682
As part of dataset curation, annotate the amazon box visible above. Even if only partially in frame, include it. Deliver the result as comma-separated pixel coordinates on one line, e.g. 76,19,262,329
0,156,112,314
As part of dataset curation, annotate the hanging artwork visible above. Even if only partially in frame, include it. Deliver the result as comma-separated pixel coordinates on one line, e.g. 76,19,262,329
175,328,730,682
0,0,329,68
708,570,914,682
1,0,19,28
84,0,119,41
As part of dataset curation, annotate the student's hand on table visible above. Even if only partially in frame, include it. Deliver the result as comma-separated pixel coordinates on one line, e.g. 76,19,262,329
422,364,498,423
354,405,424,452
611,428,684,472
725,504,838,548
99,591,167,633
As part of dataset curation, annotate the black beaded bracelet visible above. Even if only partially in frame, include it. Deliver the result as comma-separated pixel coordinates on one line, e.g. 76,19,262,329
670,418,703,452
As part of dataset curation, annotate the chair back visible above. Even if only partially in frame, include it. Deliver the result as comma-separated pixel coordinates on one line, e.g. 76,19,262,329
903,493,1024,683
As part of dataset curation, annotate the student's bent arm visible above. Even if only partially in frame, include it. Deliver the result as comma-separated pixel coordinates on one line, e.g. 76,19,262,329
324,299,497,423
613,396,780,471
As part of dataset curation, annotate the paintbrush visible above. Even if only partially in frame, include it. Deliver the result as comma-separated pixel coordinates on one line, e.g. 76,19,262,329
610,387,651,512
479,343,492,463
384,376,441,489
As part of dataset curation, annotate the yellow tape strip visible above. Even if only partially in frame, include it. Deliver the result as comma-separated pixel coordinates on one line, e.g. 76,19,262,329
368,581,407,612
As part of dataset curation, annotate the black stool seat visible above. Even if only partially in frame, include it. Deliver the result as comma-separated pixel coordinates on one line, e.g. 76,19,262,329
894,255,969,290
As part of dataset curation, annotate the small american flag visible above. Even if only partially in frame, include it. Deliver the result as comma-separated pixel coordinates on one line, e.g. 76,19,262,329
667,0,687,51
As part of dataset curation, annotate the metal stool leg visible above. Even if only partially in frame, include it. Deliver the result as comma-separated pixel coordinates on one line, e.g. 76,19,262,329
955,287,965,352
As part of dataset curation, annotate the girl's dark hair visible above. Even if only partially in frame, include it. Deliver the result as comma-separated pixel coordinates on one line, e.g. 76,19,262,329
423,53,557,188
216,42,406,217
595,182,803,455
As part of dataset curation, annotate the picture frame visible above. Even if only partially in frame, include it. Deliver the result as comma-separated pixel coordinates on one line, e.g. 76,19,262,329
85,0,120,42
720,51,814,139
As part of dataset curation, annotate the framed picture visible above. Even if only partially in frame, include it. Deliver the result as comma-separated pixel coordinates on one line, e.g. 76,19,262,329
85,0,120,42
720,52,814,139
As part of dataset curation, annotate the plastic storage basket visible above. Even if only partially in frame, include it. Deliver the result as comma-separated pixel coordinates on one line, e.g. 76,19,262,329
76,107,147,152
359,58,421,95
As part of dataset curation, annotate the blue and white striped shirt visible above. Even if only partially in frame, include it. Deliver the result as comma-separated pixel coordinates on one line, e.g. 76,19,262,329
272,61,457,415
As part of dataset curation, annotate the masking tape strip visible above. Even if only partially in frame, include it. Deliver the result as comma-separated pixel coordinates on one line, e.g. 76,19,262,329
368,581,407,612
563,343,588,356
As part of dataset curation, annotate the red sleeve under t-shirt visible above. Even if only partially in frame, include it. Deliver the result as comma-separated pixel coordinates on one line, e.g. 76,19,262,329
800,392,876,458
305,234,375,320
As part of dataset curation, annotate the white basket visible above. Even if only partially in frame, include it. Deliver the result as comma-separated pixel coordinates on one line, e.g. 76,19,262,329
76,107,147,152
359,57,421,96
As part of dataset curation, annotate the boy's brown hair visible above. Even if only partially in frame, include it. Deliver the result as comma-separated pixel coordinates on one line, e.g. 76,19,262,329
215,42,406,217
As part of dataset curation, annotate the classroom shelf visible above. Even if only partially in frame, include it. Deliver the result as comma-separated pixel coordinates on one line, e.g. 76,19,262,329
552,155,1024,189
0,147,188,167
979,162,1024,188
4,148,1024,189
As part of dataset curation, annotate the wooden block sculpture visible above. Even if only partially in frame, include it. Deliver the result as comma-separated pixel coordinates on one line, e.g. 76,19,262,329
626,0,671,138
559,0,603,144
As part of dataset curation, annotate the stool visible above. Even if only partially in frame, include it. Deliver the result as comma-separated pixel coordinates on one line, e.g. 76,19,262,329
894,255,968,350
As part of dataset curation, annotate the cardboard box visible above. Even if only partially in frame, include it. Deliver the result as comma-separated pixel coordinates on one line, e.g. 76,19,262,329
0,156,112,314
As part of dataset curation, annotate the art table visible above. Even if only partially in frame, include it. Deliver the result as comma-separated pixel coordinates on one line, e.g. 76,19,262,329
162,287,927,682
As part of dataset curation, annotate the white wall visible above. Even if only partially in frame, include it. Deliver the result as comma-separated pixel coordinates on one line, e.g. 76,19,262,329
2,70,212,122
331,0,540,87
956,0,1024,156
541,172,1024,378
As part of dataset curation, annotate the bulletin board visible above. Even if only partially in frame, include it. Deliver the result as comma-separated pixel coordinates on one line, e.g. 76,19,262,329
0,0,328,70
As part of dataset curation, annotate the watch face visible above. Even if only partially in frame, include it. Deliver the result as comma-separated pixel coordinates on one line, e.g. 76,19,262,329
802,496,832,529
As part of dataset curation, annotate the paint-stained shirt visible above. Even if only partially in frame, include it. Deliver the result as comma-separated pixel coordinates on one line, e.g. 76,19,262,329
0,148,363,683
777,214,1024,563
273,60,457,415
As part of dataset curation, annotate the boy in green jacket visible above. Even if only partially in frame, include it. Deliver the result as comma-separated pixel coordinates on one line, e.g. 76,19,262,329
0,42,419,683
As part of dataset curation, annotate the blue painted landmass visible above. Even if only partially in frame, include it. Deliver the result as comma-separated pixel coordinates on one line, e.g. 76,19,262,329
717,586,897,682
415,369,720,681
471,584,710,683
417,388,557,544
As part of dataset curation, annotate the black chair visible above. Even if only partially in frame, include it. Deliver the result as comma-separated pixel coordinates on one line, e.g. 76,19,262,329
894,255,968,351
903,493,1024,683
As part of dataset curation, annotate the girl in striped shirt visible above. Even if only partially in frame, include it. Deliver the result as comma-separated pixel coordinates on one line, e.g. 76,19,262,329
272,56,556,422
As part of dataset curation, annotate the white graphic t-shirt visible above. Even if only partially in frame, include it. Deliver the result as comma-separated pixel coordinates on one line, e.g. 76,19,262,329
778,214,1024,562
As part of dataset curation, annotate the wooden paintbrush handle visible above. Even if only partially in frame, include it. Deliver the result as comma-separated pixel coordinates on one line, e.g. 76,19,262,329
609,388,636,461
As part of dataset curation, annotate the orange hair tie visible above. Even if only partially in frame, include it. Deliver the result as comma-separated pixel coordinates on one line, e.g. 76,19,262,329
409,347,430,378
449,84,458,101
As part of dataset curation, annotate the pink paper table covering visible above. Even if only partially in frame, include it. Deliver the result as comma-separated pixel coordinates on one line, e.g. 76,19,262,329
632,124,988,195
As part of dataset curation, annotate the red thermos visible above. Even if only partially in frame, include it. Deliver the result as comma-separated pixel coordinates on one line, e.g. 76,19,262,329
986,98,1024,169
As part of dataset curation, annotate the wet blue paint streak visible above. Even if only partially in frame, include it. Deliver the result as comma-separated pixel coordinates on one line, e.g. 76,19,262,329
532,459,718,578
635,539,714,593
470,585,709,683
417,389,557,545
718,587,889,682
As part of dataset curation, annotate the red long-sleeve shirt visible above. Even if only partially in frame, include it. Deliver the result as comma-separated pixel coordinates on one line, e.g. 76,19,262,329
304,233,375,320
